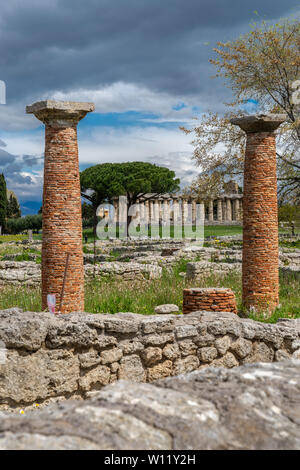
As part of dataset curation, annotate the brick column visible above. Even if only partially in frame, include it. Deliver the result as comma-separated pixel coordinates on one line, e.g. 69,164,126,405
231,114,286,314
26,100,94,313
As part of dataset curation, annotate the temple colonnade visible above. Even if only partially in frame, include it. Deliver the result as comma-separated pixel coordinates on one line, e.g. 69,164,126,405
111,193,243,225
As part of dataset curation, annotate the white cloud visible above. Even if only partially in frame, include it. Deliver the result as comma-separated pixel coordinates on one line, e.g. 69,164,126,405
47,82,199,122
78,124,198,188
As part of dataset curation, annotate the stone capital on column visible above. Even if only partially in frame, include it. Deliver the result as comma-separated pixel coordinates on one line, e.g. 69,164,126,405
230,114,286,134
26,100,95,127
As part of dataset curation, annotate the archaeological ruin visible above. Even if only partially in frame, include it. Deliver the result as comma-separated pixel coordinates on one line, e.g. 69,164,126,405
111,182,243,227
231,114,286,314
0,107,299,450
26,100,95,314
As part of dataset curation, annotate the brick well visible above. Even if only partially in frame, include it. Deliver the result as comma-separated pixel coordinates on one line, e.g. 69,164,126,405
183,288,237,314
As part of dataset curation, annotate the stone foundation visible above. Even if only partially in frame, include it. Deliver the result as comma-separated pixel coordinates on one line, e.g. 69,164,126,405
0,308,299,410
183,288,237,314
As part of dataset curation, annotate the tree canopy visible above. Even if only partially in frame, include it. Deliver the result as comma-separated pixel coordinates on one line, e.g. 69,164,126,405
182,18,300,204
7,191,21,219
80,162,180,208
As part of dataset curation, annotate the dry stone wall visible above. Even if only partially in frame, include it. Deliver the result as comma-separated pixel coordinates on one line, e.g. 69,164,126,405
1,308,300,410
1,361,299,449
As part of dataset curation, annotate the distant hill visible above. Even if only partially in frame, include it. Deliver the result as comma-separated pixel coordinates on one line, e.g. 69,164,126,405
20,200,42,216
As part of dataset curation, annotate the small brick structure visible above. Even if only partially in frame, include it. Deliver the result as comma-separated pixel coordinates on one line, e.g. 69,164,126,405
26,100,94,313
183,288,237,314
231,114,286,315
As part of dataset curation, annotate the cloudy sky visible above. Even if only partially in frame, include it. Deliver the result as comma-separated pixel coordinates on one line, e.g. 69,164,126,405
0,0,299,214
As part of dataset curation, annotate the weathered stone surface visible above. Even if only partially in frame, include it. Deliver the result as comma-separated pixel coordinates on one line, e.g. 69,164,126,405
212,352,239,369
162,343,180,360
154,304,179,314
0,311,49,351
141,316,175,334
291,340,300,351
1,361,299,450
292,349,300,360
230,338,253,359
78,351,101,369
147,360,173,381
242,342,274,364
143,333,174,346
173,355,199,375
104,317,140,334
79,365,111,391
0,309,299,409
141,347,162,366
194,332,215,347
118,355,146,382
178,339,197,357
275,350,291,362
86,261,162,281
198,346,218,363
175,325,198,339
215,335,231,355
46,321,99,349
0,349,80,403
119,340,144,355
100,348,123,365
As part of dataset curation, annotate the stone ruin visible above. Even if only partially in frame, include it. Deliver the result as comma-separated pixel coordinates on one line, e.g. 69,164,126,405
0,106,298,449
231,114,286,313
0,308,300,449
111,186,243,226
25,101,287,315
26,100,94,313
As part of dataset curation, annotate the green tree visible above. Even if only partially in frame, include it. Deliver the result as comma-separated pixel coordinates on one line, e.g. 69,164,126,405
0,173,7,231
182,18,300,203
7,192,21,219
6,214,42,235
82,201,94,220
80,162,180,237
278,204,300,236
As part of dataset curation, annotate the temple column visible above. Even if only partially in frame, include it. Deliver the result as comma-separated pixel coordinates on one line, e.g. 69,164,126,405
192,199,197,225
208,200,214,222
226,198,232,222
231,113,286,314
233,199,240,221
217,199,223,222
26,100,94,313
199,202,205,224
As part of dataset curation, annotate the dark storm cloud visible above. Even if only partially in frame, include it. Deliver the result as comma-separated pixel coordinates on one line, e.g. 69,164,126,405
23,154,42,167
0,0,298,106
0,143,35,185
0,147,17,166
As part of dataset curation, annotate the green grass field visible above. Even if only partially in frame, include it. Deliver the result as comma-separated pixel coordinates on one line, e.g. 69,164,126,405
1,221,299,244
81,225,243,243
0,262,298,322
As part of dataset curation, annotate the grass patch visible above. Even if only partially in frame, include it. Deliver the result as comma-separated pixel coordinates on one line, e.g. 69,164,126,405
0,263,298,320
